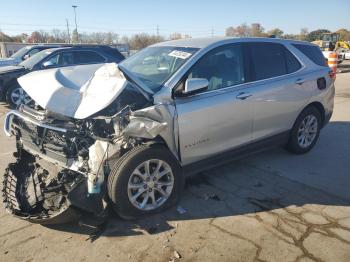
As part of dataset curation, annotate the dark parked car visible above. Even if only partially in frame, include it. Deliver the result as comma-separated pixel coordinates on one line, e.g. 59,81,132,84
0,45,125,107
0,44,68,67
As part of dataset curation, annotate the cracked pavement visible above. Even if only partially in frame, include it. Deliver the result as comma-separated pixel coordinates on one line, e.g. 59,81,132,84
1,62,350,262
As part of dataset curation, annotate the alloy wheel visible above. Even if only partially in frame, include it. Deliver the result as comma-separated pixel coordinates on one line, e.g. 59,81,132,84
10,87,32,106
127,159,174,211
297,115,318,148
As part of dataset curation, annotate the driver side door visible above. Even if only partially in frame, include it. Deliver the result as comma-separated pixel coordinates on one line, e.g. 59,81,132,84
174,44,255,165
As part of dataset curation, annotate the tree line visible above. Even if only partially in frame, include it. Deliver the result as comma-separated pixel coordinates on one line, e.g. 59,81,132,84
0,24,349,50
225,23,350,42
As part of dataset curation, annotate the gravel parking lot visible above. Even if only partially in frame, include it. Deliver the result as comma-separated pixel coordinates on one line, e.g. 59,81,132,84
0,62,350,262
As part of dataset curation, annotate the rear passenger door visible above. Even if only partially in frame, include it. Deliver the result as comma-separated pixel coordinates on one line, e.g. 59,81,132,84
247,42,310,140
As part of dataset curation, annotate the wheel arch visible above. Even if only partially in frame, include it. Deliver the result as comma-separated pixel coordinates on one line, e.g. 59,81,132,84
303,102,325,126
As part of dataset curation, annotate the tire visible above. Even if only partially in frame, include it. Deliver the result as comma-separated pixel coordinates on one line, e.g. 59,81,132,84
287,106,322,154
5,84,32,108
108,144,183,219
2,161,80,225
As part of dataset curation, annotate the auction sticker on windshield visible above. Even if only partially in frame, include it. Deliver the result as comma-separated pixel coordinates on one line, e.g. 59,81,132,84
168,50,192,59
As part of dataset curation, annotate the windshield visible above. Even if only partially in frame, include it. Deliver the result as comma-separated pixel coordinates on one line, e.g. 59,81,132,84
120,46,199,92
10,46,32,59
19,49,53,69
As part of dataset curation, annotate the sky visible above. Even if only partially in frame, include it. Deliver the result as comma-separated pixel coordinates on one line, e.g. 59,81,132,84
1,0,349,37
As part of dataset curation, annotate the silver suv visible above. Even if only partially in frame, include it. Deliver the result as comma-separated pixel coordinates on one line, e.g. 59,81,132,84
3,37,334,224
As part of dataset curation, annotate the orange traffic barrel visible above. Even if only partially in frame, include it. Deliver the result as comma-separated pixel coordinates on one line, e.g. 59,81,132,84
328,52,337,78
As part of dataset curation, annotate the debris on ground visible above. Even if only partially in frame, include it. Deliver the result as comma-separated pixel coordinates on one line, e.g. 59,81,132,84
176,206,187,214
202,193,221,201
174,250,181,259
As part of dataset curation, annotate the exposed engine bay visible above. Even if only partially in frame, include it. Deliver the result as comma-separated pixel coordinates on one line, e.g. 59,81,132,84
2,63,178,224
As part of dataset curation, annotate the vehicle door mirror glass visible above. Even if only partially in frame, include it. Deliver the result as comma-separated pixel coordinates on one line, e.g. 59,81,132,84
23,54,30,60
183,78,208,95
42,61,54,67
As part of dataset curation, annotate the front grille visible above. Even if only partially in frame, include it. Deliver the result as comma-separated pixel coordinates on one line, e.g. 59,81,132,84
14,117,70,164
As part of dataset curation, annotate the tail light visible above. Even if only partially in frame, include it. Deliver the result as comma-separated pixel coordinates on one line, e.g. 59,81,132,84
329,69,336,80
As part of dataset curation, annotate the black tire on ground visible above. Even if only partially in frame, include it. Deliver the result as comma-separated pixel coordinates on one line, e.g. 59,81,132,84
107,144,183,219
2,161,80,225
286,106,322,154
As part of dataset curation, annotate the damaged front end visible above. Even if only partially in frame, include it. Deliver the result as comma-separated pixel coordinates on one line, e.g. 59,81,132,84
2,104,129,223
2,64,178,224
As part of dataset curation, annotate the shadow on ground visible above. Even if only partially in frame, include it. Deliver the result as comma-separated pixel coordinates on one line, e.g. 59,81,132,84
40,121,350,241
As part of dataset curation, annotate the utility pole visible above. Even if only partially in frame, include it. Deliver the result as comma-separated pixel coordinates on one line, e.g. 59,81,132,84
72,5,79,42
211,26,214,37
66,19,71,43
156,25,160,38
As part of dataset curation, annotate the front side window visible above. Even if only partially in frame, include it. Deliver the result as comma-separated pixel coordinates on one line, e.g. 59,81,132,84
47,52,75,66
20,49,53,69
187,44,245,91
27,48,41,58
120,46,198,92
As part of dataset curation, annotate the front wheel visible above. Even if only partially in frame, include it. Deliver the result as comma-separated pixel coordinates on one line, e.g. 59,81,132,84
6,84,32,108
287,106,322,154
107,144,183,219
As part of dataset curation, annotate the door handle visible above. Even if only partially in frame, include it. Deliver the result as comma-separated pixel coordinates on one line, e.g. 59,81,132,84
236,92,252,100
295,78,305,85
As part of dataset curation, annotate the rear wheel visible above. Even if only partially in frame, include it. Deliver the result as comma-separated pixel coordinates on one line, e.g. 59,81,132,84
108,144,183,219
287,106,322,154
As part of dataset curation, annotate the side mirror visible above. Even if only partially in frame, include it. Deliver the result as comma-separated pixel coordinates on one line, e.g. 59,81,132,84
42,61,54,68
23,54,30,60
183,78,208,95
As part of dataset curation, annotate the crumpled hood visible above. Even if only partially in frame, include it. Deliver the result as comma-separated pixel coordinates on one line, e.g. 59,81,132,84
18,63,128,119
0,58,19,67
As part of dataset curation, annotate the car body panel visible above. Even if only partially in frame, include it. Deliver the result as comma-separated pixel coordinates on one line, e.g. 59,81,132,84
175,84,254,165
18,63,127,119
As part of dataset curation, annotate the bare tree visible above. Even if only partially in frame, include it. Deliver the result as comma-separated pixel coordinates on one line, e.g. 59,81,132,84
299,28,309,41
226,23,250,37
250,23,265,37
267,28,284,38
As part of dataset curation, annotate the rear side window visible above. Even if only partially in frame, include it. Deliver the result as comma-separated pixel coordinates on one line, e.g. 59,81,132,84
75,51,106,64
104,48,125,61
292,44,326,66
249,43,301,81
285,49,302,73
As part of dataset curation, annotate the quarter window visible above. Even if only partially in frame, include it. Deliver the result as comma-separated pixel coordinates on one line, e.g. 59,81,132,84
188,44,245,91
292,44,326,66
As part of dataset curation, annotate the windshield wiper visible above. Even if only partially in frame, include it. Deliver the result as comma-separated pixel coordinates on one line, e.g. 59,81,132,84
118,65,154,101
